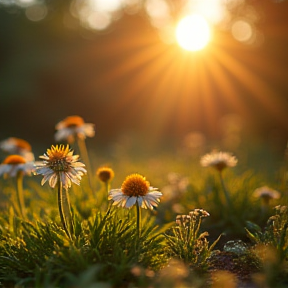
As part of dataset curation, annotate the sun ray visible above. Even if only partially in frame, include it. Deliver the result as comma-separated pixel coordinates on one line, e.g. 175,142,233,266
71,10,288,144
207,49,251,116
212,46,288,127
198,57,223,138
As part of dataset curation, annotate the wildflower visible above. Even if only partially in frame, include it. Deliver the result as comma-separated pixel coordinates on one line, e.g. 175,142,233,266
108,173,162,210
0,137,35,161
55,115,95,143
35,144,87,190
200,151,237,208
253,186,280,205
35,145,86,239
109,173,162,238
96,167,115,183
0,155,35,218
200,150,237,172
189,208,210,219
176,214,191,227
0,155,35,178
55,116,95,194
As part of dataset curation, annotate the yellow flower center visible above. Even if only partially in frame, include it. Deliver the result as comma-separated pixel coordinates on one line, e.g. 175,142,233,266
3,155,27,164
46,145,70,172
121,174,150,197
62,116,84,128
97,167,114,183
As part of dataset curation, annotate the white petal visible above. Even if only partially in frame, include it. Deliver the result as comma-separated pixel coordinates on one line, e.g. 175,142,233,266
108,189,122,198
142,193,161,209
112,195,127,207
145,194,160,205
83,124,95,137
72,162,85,168
35,167,53,175
147,190,162,197
120,197,129,208
49,173,58,188
74,167,87,174
41,173,51,186
113,196,126,206
39,155,49,160
110,193,125,202
0,165,9,176
125,197,137,208
137,197,143,207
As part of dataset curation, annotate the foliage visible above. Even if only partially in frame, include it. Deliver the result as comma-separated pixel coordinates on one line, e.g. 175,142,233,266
0,205,168,287
0,140,287,287
246,205,288,287
246,205,288,261
164,209,221,272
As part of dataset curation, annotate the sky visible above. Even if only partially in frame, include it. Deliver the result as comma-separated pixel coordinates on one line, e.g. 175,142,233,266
0,0,288,153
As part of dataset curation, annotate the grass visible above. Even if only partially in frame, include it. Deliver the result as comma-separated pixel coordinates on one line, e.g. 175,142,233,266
0,138,288,288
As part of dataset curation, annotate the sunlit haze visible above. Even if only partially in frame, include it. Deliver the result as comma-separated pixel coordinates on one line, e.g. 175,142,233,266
176,14,211,51
0,0,287,148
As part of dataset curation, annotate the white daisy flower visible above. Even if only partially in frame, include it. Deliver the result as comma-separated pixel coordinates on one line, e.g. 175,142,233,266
34,144,87,190
54,115,95,143
0,155,35,178
253,186,280,204
108,173,162,210
200,150,238,171
0,137,35,161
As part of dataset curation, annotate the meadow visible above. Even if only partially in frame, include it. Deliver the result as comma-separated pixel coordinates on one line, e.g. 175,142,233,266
0,116,287,288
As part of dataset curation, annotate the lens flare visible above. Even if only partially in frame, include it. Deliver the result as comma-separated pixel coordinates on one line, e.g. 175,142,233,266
176,14,211,51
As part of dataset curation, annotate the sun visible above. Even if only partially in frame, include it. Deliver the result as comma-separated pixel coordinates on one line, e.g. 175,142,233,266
176,14,211,51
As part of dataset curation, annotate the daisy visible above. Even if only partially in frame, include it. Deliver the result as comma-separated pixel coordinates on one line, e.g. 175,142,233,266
35,145,86,239
0,137,35,161
200,150,237,172
108,173,162,210
34,144,87,190
253,186,280,205
55,116,95,195
97,167,115,184
54,115,95,143
0,154,35,178
200,150,237,209
109,173,162,238
0,154,35,218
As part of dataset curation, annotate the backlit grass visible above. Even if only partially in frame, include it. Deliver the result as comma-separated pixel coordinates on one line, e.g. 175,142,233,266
0,130,288,288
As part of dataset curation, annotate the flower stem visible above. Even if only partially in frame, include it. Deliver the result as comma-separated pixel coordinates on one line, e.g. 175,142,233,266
219,171,233,209
57,180,74,239
16,171,26,218
77,137,94,198
136,201,141,239
105,182,110,195
102,182,111,208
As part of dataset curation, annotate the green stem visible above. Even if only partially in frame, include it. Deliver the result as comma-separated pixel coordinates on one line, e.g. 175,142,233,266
105,182,110,195
16,171,26,218
102,182,111,209
219,171,233,209
136,201,141,239
57,180,73,239
77,137,94,198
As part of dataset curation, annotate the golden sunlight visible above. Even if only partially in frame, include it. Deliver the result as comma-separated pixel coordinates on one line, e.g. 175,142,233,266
176,14,211,51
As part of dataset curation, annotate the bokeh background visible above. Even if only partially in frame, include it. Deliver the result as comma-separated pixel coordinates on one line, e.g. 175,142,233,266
1,0,288,156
